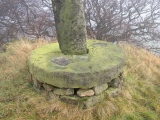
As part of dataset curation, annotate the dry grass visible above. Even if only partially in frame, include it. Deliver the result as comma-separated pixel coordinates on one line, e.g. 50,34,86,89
0,40,160,120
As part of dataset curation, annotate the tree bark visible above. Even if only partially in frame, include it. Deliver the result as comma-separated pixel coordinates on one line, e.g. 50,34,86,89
51,0,88,55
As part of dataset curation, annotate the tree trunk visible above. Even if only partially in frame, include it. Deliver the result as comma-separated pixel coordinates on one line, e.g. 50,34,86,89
51,0,88,55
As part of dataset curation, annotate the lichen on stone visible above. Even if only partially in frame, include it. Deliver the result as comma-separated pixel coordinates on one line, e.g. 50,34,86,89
29,40,125,89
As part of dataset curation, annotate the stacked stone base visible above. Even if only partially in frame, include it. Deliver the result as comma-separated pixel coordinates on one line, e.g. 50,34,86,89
32,73,124,109
29,40,125,108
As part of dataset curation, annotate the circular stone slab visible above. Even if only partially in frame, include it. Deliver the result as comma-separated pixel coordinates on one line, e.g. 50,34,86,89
29,40,125,89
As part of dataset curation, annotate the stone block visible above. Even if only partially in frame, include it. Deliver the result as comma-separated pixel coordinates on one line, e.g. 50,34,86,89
43,83,54,92
77,89,94,97
108,77,121,88
48,91,57,99
53,88,74,95
83,93,105,109
33,84,45,95
40,89,46,96
33,84,39,92
93,84,108,95
33,79,44,93
33,79,40,89
106,88,121,98
60,95,88,105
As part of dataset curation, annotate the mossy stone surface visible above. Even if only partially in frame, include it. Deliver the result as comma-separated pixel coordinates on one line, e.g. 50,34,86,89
52,0,87,54
29,40,125,89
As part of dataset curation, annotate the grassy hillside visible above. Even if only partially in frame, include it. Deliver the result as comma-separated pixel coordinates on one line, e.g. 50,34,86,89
0,40,160,120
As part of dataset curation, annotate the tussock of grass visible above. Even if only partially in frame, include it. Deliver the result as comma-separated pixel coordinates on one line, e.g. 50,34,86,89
0,40,160,120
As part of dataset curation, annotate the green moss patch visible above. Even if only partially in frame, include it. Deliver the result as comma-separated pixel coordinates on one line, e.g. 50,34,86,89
29,40,125,88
